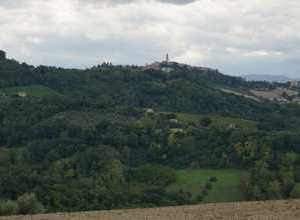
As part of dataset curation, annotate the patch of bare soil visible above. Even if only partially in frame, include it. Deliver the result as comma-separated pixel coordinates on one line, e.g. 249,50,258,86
1,200,300,220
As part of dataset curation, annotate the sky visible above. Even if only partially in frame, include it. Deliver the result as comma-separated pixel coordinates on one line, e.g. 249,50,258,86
0,0,300,77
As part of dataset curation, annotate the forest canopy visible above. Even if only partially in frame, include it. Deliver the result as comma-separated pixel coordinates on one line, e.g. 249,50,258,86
1,56,300,215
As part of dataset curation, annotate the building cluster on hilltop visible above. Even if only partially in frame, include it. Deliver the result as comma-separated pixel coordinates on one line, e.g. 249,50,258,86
144,54,217,73
289,80,300,88
144,54,176,73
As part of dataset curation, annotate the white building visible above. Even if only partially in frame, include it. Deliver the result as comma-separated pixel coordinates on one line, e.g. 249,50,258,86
289,81,300,88
18,92,27,97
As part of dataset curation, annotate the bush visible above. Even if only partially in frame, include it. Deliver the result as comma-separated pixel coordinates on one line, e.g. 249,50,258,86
205,182,213,190
0,200,17,216
201,189,208,196
209,176,217,182
200,117,212,127
16,193,45,215
166,190,192,205
290,183,300,198
133,164,176,187
196,195,203,202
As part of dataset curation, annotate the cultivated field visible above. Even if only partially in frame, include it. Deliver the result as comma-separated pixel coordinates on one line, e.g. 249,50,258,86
251,88,298,100
1,200,300,220
220,88,260,102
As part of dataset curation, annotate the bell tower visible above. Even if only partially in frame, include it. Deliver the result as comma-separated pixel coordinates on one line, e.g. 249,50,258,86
166,53,169,63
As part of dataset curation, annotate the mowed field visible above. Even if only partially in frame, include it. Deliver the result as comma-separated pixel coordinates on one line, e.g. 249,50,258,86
1,200,300,220
168,169,247,203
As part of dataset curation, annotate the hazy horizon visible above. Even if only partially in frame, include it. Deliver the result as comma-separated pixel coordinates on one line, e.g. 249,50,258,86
1,0,299,77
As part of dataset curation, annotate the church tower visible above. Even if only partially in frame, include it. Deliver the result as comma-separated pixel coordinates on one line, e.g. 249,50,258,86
166,53,169,63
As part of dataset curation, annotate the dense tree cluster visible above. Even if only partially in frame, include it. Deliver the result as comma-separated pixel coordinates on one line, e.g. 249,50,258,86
1,56,300,215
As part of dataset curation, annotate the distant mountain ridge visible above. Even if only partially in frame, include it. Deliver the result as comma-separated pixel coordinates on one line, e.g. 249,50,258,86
242,74,294,83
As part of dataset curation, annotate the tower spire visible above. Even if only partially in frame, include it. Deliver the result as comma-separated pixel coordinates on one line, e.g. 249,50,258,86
166,53,169,63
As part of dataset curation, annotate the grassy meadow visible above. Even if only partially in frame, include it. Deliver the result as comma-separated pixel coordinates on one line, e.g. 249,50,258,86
168,169,247,203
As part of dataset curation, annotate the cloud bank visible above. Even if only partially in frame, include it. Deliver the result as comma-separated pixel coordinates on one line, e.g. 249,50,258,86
0,0,299,77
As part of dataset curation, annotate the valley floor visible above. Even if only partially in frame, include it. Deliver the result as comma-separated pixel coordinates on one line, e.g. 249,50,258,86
1,200,300,220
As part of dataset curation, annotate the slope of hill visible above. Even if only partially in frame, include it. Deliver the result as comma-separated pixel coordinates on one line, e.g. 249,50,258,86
0,56,277,118
1,200,300,220
0,85,61,97
2,53,300,216
168,169,247,203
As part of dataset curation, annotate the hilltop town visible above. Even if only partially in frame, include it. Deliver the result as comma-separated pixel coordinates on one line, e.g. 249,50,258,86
144,54,218,73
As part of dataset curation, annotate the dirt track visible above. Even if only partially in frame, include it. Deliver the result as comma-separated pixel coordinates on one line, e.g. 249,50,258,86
1,200,300,220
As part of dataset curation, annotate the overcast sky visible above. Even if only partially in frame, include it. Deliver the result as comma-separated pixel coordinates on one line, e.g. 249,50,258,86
0,0,299,77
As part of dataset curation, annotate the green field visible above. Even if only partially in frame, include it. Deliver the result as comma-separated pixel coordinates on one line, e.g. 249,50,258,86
168,169,247,203
0,85,60,97
175,112,257,130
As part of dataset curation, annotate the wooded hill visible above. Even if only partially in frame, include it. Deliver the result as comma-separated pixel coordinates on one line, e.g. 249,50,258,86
1,54,300,216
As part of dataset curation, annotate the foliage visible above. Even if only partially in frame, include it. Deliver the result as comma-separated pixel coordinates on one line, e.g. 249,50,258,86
290,183,300,198
1,56,300,214
0,200,17,216
0,193,44,216
168,169,246,203
16,193,45,215
0,85,60,97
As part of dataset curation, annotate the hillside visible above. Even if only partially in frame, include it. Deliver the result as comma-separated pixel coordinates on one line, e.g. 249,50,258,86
0,56,275,118
2,53,300,216
1,200,300,220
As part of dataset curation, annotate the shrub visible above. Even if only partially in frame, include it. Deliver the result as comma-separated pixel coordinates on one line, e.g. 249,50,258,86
0,200,17,216
167,190,192,205
201,189,208,196
16,193,45,215
205,182,213,190
209,176,217,182
200,117,212,127
133,164,176,187
290,183,300,198
196,195,203,202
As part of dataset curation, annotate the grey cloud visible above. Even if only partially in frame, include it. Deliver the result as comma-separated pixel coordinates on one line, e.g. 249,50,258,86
158,0,198,5
1,0,300,78
0,0,28,8
78,0,198,6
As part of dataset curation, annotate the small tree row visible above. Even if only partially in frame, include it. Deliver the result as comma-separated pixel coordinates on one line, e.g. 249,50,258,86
0,193,44,216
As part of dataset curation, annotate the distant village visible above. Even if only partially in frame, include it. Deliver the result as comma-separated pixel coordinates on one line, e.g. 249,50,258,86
248,79,300,104
144,54,217,73
289,80,300,88
1,50,300,105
